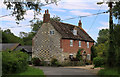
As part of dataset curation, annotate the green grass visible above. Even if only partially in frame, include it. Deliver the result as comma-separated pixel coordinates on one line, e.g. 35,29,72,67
16,66,44,75
3,66,45,77
98,68,120,77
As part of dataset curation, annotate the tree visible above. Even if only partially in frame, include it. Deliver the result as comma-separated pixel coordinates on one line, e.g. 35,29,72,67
113,1,120,21
95,42,108,58
50,15,61,21
113,24,120,69
21,32,36,45
3,0,58,23
31,20,43,32
97,29,109,44
19,32,29,38
2,29,23,44
91,46,97,61
76,49,83,61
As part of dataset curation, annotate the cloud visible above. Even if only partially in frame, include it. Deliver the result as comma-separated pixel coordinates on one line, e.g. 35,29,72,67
49,2,98,10
0,0,7,9
98,21,109,30
52,9,66,12
70,10,91,16
61,0,100,2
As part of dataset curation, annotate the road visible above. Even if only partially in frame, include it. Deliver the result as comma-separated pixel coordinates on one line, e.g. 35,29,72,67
34,66,99,77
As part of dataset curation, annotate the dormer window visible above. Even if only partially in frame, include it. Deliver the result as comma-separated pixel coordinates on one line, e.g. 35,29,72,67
73,29,77,35
50,30,54,35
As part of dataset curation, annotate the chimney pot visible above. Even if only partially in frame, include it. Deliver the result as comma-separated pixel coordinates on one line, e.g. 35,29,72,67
47,9,49,14
43,9,50,23
78,20,82,27
45,10,47,14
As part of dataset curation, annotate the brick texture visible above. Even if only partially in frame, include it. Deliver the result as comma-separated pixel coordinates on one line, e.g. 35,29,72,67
61,39,94,55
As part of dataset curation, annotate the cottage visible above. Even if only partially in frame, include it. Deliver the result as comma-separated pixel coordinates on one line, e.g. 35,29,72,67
32,10,94,62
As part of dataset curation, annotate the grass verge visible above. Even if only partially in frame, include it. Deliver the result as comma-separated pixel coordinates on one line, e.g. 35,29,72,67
16,66,44,75
3,66,45,77
98,68,120,77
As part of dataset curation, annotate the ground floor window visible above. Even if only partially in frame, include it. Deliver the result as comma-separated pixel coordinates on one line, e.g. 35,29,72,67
87,54,91,60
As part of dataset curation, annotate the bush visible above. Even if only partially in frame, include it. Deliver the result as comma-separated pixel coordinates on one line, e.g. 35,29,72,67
76,49,83,61
93,57,104,67
51,58,60,66
32,57,41,66
2,51,28,75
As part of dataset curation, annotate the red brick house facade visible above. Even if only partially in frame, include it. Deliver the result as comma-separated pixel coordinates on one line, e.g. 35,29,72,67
32,10,94,62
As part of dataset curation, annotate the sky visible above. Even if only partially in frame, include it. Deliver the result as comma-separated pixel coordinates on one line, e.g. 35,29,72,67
0,0,118,41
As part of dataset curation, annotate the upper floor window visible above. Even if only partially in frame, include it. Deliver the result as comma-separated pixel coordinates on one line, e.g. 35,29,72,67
79,41,81,47
70,40,73,47
73,29,77,35
50,30,54,35
87,42,89,48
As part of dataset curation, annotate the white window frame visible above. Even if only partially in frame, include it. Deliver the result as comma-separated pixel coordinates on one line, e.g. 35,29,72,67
73,29,77,35
70,40,73,47
87,54,91,60
50,30,54,35
69,54,73,59
79,41,81,47
87,42,89,48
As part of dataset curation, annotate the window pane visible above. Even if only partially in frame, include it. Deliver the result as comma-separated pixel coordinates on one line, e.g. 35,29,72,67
70,40,73,47
79,41,81,47
87,42,89,48
50,30,54,35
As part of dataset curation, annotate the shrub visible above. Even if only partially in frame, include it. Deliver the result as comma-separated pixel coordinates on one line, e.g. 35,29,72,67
76,49,83,61
93,57,104,67
2,51,28,74
51,58,59,66
32,57,41,66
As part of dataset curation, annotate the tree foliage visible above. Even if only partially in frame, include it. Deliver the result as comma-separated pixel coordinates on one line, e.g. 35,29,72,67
97,29,109,44
76,49,83,61
113,1,120,20
113,24,120,68
94,24,120,68
2,50,28,74
2,29,23,44
3,0,58,23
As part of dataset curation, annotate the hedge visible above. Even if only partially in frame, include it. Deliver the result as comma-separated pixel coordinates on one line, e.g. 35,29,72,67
93,57,105,67
2,50,28,75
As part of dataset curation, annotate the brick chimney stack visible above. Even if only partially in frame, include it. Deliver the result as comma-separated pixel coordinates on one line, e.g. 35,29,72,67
78,20,82,27
43,9,50,23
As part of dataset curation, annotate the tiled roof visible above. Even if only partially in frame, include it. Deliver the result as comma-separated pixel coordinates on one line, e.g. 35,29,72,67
14,46,32,53
0,43,20,51
50,20,94,42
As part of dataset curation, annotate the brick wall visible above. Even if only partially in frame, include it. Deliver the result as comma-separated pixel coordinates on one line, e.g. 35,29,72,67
61,39,94,55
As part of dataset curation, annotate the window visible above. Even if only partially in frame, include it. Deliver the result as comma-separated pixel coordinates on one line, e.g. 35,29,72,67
87,42,89,48
50,30,54,35
73,29,77,35
79,41,81,47
69,54,73,59
87,54,91,60
70,40,73,47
